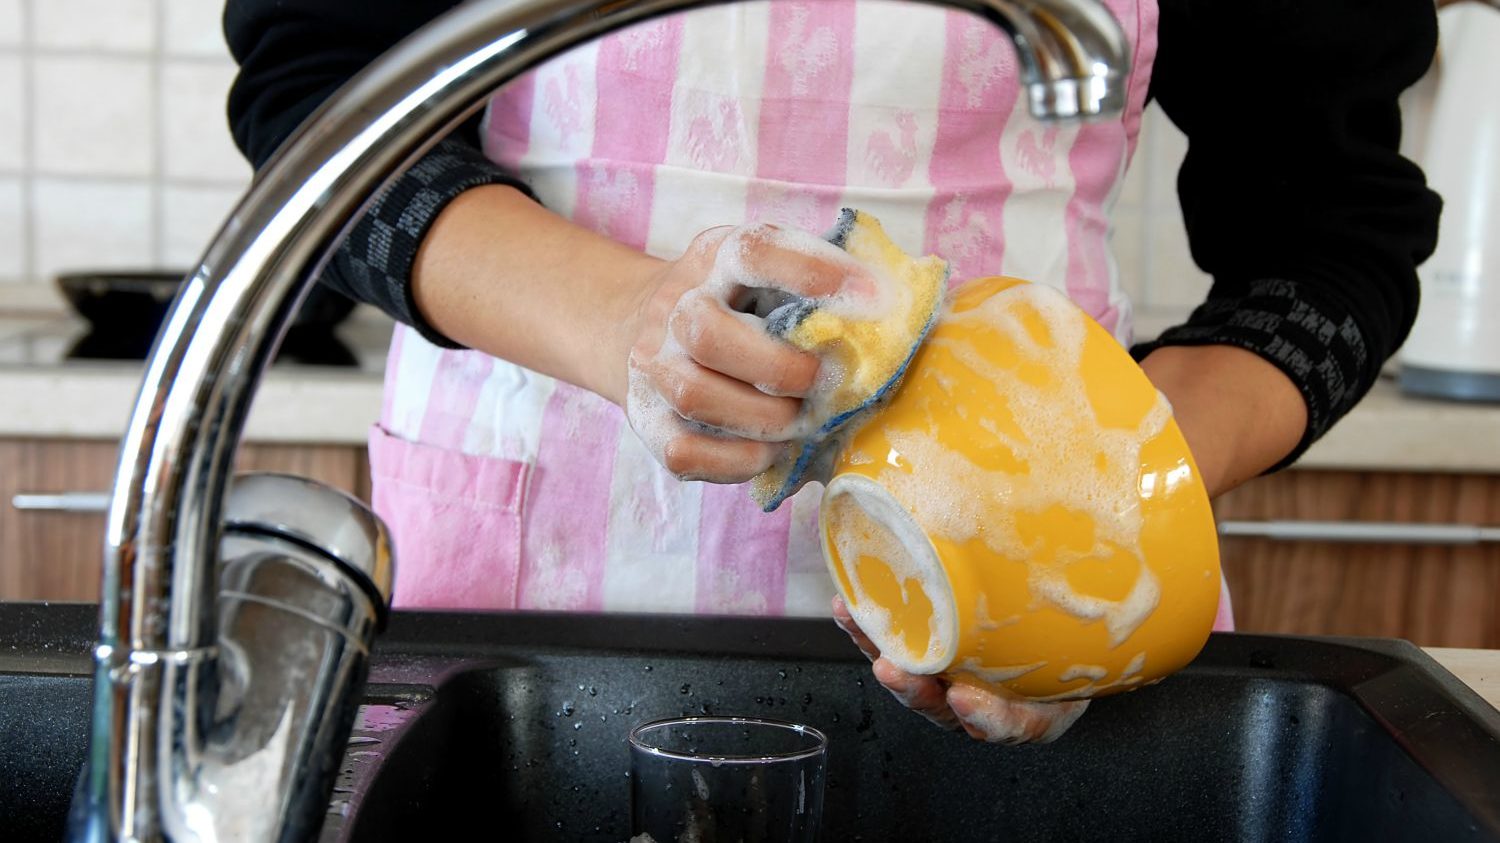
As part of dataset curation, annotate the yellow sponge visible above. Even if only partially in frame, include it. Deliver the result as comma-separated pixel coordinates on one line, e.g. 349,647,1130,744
751,209,949,511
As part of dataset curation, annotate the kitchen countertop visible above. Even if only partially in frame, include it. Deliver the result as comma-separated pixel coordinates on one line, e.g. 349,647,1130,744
2,306,1499,470
0,307,389,444
1428,648,1500,712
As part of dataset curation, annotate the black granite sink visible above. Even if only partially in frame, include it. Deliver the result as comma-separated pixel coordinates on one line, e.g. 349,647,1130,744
3,603,1499,842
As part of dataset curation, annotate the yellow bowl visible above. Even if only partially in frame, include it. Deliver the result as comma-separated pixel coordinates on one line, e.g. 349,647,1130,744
820,277,1221,701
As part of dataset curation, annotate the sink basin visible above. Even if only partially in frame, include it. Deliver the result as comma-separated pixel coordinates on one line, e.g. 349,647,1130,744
4,603,1499,841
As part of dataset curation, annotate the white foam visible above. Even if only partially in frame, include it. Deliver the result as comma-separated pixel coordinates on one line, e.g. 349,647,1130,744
821,475,957,674
1058,664,1109,682
974,593,1002,631
1029,651,1149,702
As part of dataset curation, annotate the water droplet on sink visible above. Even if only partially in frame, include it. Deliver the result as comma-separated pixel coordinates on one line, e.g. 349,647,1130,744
561,700,576,717
778,669,788,680
802,693,813,705
588,686,598,697
680,684,691,695
573,722,583,730
644,665,653,672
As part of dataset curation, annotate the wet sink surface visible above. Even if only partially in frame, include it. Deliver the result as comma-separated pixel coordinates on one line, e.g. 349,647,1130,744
4,604,1499,842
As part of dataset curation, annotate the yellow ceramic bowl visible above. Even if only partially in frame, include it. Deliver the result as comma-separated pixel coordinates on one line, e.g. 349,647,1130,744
820,276,1221,701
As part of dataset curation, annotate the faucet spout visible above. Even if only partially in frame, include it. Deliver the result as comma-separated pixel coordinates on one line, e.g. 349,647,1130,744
71,0,1129,839
1002,0,1133,117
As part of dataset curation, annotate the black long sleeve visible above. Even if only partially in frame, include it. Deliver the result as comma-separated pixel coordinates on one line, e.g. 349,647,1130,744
224,0,529,348
1138,0,1442,466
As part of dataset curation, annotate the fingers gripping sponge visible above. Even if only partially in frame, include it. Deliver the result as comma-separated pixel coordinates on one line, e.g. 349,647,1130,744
751,209,949,511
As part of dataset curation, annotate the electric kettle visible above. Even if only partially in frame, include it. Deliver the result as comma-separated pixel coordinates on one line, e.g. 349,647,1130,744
1401,1,1500,401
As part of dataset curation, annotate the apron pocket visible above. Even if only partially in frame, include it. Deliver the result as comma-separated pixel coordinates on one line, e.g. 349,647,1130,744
368,425,530,610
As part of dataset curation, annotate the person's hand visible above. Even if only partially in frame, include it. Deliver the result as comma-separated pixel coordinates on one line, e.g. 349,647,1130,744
616,224,875,483
832,597,1089,744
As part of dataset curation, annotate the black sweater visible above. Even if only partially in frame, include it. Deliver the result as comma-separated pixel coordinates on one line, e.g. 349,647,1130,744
223,0,1442,464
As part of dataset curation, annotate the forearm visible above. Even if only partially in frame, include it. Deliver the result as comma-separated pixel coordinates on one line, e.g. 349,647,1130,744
1147,0,1441,471
1140,344,1307,498
411,184,661,405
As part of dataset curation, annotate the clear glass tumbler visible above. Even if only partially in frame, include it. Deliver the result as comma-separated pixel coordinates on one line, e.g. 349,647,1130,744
628,715,828,843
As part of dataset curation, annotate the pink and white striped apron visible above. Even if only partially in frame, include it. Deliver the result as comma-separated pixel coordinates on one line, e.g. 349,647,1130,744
369,0,1235,630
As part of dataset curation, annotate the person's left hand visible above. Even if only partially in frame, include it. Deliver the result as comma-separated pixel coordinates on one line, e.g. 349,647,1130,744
832,597,1089,744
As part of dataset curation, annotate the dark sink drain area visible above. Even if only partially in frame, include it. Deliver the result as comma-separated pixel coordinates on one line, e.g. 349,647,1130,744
3,604,1498,842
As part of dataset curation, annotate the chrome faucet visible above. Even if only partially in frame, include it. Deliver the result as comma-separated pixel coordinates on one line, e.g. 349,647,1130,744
69,0,1129,839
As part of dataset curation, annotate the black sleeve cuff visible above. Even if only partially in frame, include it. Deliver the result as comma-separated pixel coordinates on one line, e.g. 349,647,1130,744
319,136,535,349
1131,278,1371,471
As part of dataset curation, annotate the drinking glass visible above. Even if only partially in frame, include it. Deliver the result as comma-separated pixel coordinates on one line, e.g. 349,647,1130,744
628,716,827,842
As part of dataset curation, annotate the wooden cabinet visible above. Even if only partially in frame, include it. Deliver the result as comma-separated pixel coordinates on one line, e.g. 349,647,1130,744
1,437,370,603
1214,470,1500,649
6,438,1497,648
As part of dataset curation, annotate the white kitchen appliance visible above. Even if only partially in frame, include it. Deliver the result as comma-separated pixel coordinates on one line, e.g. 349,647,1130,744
1401,2,1500,401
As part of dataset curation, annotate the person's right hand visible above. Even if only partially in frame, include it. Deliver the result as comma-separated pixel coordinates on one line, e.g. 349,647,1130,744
615,224,876,484
833,597,1090,744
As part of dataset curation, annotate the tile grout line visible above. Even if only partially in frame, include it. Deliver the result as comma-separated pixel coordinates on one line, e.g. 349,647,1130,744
148,0,166,266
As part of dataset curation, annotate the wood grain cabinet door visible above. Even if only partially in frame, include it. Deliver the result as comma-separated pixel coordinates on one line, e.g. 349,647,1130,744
1214,471,1500,648
1,438,369,603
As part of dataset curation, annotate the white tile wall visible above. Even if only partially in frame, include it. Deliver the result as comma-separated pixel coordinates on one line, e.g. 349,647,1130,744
33,0,155,52
161,62,250,181
1146,202,1212,309
32,178,154,278
33,56,154,176
0,55,22,170
162,0,226,58
0,0,251,290
0,0,20,48
1109,206,1146,303
0,178,24,280
162,184,241,266
1127,104,1213,325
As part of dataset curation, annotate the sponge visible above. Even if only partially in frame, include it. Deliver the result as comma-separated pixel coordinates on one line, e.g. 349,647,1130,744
751,209,949,511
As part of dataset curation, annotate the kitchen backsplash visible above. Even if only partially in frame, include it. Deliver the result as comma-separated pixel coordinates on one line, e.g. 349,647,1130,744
0,0,1216,320
0,0,249,292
